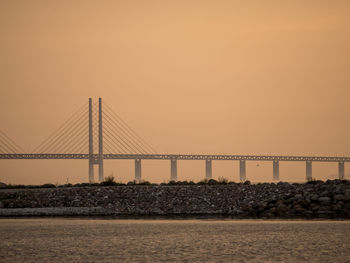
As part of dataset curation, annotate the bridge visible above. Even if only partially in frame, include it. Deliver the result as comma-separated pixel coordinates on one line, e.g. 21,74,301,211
1,98,349,182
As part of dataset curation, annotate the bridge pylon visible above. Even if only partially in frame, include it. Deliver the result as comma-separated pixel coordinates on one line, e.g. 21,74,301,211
88,97,104,182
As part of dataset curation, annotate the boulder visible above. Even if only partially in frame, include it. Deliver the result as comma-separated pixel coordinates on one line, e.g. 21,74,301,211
344,189,350,197
295,194,303,200
318,197,331,205
310,194,319,201
333,194,346,201
344,202,350,210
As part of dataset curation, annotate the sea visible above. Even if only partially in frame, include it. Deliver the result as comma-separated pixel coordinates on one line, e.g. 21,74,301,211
0,219,349,262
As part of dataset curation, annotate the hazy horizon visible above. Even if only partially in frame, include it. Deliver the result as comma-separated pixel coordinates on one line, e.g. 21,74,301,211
1,0,349,184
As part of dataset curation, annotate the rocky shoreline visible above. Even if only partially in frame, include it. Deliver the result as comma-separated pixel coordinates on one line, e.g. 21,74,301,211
1,180,350,218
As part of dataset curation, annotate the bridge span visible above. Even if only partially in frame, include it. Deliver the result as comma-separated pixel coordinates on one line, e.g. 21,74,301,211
0,153,348,182
1,98,349,182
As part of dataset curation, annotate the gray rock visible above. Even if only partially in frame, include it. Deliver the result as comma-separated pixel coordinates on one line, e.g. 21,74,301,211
0,181,350,218
310,203,320,212
344,189,350,197
310,194,319,201
344,202,350,210
334,194,345,201
295,194,303,200
318,197,331,205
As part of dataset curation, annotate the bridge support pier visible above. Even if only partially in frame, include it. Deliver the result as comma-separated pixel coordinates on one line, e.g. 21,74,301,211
170,159,177,181
273,160,279,181
240,160,246,181
135,159,142,181
339,162,344,180
206,160,212,179
306,161,312,181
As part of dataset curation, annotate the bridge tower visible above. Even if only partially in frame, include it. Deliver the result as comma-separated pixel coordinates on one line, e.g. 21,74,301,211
88,98,104,182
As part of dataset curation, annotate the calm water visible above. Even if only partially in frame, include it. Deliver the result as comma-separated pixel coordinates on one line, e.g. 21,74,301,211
0,219,349,262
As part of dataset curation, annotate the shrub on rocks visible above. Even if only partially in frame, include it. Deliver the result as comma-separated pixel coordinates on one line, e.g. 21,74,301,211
198,178,209,185
100,176,126,186
218,177,228,184
40,184,56,188
138,180,151,186
208,179,218,185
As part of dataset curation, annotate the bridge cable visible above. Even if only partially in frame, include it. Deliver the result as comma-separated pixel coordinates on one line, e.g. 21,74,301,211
103,126,131,154
0,140,13,153
32,102,87,153
67,131,89,154
73,131,90,154
51,113,88,153
101,129,124,154
37,109,88,153
0,137,15,153
103,125,133,153
33,103,87,153
103,102,157,153
0,134,18,153
0,132,20,153
102,110,148,153
103,117,144,154
55,121,88,154
70,130,90,154
0,130,25,153
38,109,88,153
93,102,137,154
102,104,155,153
102,139,116,154
102,110,149,153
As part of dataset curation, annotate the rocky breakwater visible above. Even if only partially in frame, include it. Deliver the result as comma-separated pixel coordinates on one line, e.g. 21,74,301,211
0,180,350,218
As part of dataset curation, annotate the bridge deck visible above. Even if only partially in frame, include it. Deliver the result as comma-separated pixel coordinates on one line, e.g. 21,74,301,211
0,154,349,162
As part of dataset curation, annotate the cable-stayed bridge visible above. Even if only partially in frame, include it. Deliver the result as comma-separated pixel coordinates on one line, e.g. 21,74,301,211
1,98,349,182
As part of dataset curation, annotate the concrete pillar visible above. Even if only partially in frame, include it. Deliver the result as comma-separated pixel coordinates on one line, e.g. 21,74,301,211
98,98,104,182
273,160,279,181
88,98,94,182
338,162,344,180
205,160,212,179
170,159,177,181
135,159,141,181
306,161,312,181
240,160,246,181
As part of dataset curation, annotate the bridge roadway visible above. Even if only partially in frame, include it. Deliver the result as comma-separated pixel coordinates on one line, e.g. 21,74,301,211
1,153,349,162
1,153,348,181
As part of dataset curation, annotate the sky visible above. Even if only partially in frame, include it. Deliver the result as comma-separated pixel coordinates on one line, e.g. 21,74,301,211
0,0,349,184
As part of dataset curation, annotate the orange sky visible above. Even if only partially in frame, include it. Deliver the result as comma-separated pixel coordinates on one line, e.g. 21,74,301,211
0,0,349,184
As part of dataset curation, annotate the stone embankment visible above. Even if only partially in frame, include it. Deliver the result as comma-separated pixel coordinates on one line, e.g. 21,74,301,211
1,180,350,218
